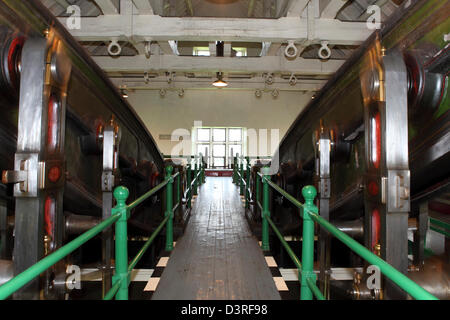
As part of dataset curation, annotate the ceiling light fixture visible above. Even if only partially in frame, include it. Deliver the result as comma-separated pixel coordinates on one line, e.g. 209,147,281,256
212,72,228,88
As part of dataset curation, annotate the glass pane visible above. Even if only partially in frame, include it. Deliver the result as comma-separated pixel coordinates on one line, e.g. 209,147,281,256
197,128,210,142
197,144,209,158
228,129,242,142
213,144,225,157
213,158,224,167
228,145,242,157
212,128,226,142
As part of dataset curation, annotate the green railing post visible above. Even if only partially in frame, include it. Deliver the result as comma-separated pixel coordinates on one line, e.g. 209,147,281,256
202,161,206,184
239,156,244,196
261,167,271,251
194,158,198,195
112,186,130,300
175,168,181,212
232,156,237,184
245,157,250,209
300,185,318,300
165,166,174,251
186,164,192,209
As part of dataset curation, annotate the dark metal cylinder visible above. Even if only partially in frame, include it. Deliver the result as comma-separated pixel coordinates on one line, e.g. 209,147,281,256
64,213,101,235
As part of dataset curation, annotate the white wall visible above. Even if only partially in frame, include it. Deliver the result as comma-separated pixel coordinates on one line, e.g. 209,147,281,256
127,89,312,156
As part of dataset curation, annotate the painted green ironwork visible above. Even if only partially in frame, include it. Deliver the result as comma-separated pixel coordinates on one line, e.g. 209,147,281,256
261,167,270,251
165,166,174,252
255,168,438,300
245,157,250,209
0,160,205,301
429,217,450,237
299,185,317,300
0,213,120,300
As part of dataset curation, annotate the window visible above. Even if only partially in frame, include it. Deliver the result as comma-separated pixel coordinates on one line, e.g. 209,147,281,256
233,47,247,57
193,127,244,169
228,128,242,142
193,46,210,56
212,128,226,142
197,128,210,142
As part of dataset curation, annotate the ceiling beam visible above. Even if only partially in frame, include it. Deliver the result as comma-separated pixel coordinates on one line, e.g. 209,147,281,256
112,77,326,91
59,15,371,45
131,0,154,14
320,0,349,19
260,42,282,56
286,0,309,17
209,42,216,57
92,54,344,75
93,0,119,15
158,41,179,55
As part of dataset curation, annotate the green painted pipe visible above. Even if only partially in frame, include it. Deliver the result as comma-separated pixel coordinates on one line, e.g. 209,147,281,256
113,186,130,300
103,278,122,300
266,216,301,270
0,213,120,300
261,167,271,251
165,166,174,251
262,178,437,300
307,208,438,300
128,179,169,210
430,226,450,238
306,277,325,300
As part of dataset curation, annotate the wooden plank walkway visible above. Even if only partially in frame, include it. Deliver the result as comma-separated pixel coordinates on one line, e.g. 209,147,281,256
151,177,281,300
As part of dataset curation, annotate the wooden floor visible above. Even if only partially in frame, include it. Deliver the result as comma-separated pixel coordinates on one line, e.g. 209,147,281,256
151,177,281,300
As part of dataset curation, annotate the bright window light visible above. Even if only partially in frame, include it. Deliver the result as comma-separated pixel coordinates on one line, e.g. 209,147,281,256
233,47,247,57
193,47,210,56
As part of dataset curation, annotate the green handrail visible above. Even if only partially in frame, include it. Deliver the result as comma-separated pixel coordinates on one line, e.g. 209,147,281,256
0,213,120,300
429,217,450,237
0,160,204,300
255,167,438,300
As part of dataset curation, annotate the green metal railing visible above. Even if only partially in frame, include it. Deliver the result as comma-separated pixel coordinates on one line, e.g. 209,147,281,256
233,155,252,210
429,217,450,238
234,160,439,300
0,158,205,300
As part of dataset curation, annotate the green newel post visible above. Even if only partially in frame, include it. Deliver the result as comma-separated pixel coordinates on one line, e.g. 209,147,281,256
186,164,191,209
112,186,130,300
300,185,318,300
261,167,271,251
165,166,174,251
245,157,250,209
